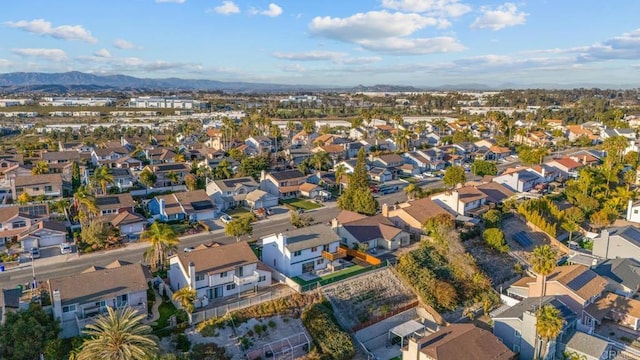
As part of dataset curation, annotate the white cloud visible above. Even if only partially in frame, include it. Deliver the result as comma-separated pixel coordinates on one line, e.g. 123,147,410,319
0,59,11,67
211,1,240,15
381,0,471,17
94,49,111,58
262,3,283,17
359,36,465,54
273,51,347,61
155,0,185,3
471,3,527,31
5,19,97,43
281,64,305,73
113,39,136,49
11,48,67,62
309,11,438,42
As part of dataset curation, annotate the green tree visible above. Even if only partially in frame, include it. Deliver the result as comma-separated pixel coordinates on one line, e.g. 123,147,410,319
80,220,109,249
562,207,585,244
31,160,49,175
166,170,180,186
482,228,509,253
184,173,198,191
302,120,315,134
482,209,502,228
71,161,82,192
443,166,466,188
76,306,158,360
0,304,60,360
92,166,115,195
337,148,377,215
334,164,347,194
74,185,98,219
530,245,556,306
139,169,157,191
225,218,253,242
404,183,418,200
535,305,564,360
17,192,31,205
312,151,332,171
238,156,268,180
140,222,179,271
471,160,498,177
172,286,197,314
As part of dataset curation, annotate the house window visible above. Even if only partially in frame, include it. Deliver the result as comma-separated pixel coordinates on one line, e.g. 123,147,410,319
116,294,128,307
15,187,24,193
62,304,76,313
322,245,329,252
316,259,323,265
226,283,236,291
44,186,53,192
196,274,205,281
259,275,266,282
513,344,520,353
12,221,26,228
293,250,302,257
32,187,39,191
514,330,521,338
311,246,318,252
221,272,227,277
635,210,639,214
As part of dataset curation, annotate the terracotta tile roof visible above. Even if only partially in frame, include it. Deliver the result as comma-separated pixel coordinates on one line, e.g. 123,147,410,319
174,241,258,276
314,134,336,144
416,324,515,360
489,145,511,154
551,157,583,170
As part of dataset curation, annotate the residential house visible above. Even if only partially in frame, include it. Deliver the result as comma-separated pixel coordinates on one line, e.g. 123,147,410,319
299,183,323,199
19,221,67,250
476,182,515,206
260,169,307,199
261,223,342,277
246,136,274,155
13,173,64,199
626,200,640,224
291,130,316,146
91,147,128,166
313,134,339,146
168,242,271,304
48,261,151,338
569,150,603,167
593,226,640,260
244,190,279,211
114,155,143,169
149,190,217,221
106,211,147,238
404,150,445,172
144,163,189,187
0,288,24,324
42,151,81,175
486,145,511,160
557,330,613,360
95,193,135,216
207,177,261,211
332,210,410,250
506,265,607,319
493,296,578,359
546,157,584,178
431,186,489,217
0,204,49,246
381,198,454,237
404,323,516,360
369,167,393,183
345,142,364,159
312,145,345,162
349,127,367,140
584,292,640,332
110,168,135,190
145,148,178,164
492,168,544,193
594,258,640,297
566,125,598,143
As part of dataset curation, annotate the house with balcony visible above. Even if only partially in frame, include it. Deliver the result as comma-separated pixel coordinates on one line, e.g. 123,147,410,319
431,186,489,217
168,242,271,305
246,136,274,155
260,169,307,199
492,168,544,193
261,223,342,277
143,163,189,187
95,193,135,216
332,210,410,250
206,177,260,211
0,204,49,246
48,260,151,338
12,173,64,200
91,147,128,166
148,190,217,221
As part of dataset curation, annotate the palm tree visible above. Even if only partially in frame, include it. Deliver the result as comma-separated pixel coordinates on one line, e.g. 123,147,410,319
74,185,98,223
139,168,157,193
530,245,557,307
92,166,115,195
335,164,347,194
172,286,197,313
312,151,332,172
31,161,49,175
76,306,158,360
140,222,179,271
166,170,180,187
535,304,564,360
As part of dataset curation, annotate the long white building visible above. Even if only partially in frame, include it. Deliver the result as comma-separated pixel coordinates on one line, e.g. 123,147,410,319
128,96,207,110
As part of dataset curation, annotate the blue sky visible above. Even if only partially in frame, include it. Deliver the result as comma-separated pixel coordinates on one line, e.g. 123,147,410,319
2,0,640,87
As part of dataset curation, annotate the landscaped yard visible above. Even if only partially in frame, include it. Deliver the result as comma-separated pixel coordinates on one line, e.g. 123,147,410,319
293,264,367,286
281,198,323,211
153,300,177,330
227,208,253,219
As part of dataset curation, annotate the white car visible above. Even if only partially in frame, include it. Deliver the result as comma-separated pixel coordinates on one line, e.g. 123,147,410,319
220,214,233,224
183,246,195,253
29,247,41,259
59,243,72,254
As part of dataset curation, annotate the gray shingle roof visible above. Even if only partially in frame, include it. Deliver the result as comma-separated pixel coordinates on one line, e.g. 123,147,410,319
278,223,340,252
494,296,577,324
594,258,640,291
563,330,609,358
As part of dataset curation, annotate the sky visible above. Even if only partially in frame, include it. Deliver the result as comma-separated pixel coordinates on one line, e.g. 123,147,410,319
2,0,640,87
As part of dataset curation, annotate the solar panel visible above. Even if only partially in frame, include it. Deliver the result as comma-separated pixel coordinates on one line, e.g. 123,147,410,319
96,197,120,205
191,200,213,211
566,271,596,292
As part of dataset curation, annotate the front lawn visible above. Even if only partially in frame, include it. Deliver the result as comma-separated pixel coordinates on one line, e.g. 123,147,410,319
281,198,323,210
226,208,252,219
153,300,177,330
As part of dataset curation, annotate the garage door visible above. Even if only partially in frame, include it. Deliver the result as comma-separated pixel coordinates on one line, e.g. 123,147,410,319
22,237,38,250
193,211,215,221
39,234,65,247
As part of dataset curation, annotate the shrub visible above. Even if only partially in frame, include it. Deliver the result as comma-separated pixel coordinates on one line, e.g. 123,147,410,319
191,343,230,360
301,302,354,360
483,228,509,253
268,320,276,328
175,333,191,352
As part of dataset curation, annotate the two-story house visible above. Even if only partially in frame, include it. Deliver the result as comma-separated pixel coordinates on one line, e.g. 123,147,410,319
206,177,259,210
261,223,342,277
48,260,151,338
148,190,217,221
332,210,410,250
312,145,345,162
260,169,308,199
95,193,135,216
144,163,189,188
168,242,271,305
0,203,49,246
545,157,583,178
593,226,640,260
492,168,544,193
145,148,178,165
12,173,64,200
431,186,489,217
91,147,128,166
246,136,274,155
593,258,640,298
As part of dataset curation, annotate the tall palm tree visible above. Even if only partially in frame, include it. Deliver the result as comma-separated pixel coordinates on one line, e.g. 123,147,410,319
335,164,347,194
404,183,417,200
166,170,180,186
140,222,179,271
76,306,158,360
530,245,557,307
312,151,332,172
92,166,115,195
74,185,98,223
535,304,564,360
172,286,197,313
31,161,49,175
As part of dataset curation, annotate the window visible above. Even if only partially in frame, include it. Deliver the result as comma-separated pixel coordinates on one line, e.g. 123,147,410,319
44,186,52,192
12,221,26,228
293,250,302,257
15,187,24,193
513,344,520,353
635,210,639,214
259,275,266,282
32,187,40,191
316,259,323,265
322,245,329,252
196,274,205,281
226,283,236,291
62,304,76,313
514,330,521,338
116,294,128,307
221,272,228,278
311,246,318,252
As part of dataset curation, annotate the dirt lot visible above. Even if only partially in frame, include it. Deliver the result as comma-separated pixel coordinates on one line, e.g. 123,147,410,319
465,237,517,287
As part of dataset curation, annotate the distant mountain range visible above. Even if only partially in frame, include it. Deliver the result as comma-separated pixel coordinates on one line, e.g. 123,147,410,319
0,71,635,93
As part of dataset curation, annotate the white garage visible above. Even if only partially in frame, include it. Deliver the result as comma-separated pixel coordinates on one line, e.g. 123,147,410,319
22,221,68,249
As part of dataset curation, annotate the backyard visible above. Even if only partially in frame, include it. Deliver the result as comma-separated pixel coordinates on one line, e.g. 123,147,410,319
292,264,367,287
281,198,323,211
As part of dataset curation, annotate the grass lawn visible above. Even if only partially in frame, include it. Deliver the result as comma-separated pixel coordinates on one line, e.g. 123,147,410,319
293,264,366,286
281,198,323,210
226,208,252,219
152,300,177,330
169,222,191,235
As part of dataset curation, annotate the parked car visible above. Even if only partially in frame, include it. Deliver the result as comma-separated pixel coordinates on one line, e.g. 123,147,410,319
220,213,233,224
29,247,40,259
183,246,195,253
59,243,72,254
